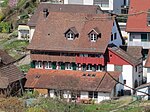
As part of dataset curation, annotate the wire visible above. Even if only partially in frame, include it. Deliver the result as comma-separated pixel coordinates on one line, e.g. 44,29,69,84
106,71,150,96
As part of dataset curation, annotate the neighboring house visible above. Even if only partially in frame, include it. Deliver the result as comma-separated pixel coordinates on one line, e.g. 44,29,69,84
63,0,129,14
136,83,150,100
126,0,150,51
25,11,125,102
39,0,63,3
27,3,104,42
144,50,150,83
118,22,129,44
25,69,123,103
0,50,24,97
18,24,30,40
107,45,143,95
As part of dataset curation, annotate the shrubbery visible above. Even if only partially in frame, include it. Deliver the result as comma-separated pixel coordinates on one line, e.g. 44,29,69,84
0,22,11,33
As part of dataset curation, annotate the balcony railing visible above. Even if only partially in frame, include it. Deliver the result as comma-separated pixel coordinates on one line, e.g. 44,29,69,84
31,54,76,62
31,54,105,65
76,56,104,65
128,41,150,49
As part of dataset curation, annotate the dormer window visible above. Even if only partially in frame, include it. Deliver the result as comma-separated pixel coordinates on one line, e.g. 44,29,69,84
64,27,78,40
88,27,101,42
66,31,75,40
90,33,97,42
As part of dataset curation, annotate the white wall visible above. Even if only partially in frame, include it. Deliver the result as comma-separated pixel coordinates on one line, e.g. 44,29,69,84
136,87,149,100
80,91,88,99
63,91,71,98
49,90,54,97
109,20,123,46
147,68,150,83
98,92,110,102
29,26,35,42
83,0,93,5
122,65,133,91
107,64,114,71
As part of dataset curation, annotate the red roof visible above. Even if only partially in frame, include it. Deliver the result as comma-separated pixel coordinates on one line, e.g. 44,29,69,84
28,12,114,53
145,50,150,68
25,69,121,93
126,0,150,32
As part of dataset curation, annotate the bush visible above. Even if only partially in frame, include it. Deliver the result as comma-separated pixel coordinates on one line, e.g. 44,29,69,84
0,22,11,33
23,91,39,99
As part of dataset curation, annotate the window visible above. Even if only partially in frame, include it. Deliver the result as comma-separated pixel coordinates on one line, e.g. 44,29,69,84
141,34,148,42
124,80,126,84
111,34,113,41
65,63,72,70
114,33,117,40
45,61,52,69
114,65,122,72
90,33,97,42
135,66,137,72
88,91,98,99
147,9,150,26
96,65,102,71
87,64,92,71
35,61,43,69
67,32,74,40
82,64,86,71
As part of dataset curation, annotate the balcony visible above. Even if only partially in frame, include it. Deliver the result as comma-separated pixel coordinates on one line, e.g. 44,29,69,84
128,41,150,49
31,54,76,63
76,57,104,65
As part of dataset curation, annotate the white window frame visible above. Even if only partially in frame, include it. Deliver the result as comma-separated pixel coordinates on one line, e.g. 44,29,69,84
65,63,72,70
86,64,92,71
90,33,97,42
45,61,52,69
35,61,43,69
96,65,102,71
67,32,74,40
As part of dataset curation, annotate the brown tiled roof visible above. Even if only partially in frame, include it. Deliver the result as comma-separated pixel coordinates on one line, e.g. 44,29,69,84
28,3,103,27
145,50,150,67
28,12,114,53
120,46,143,60
0,50,15,65
25,69,120,93
109,47,141,66
126,0,150,32
0,65,24,88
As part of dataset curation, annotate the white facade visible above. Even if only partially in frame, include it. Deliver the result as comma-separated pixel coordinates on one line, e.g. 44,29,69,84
18,25,30,40
128,33,150,49
64,0,129,14
147,68,150,83
29,26,35,42
109,20,123,46
107,64,143,94
136,87,149,100
46,86,122,103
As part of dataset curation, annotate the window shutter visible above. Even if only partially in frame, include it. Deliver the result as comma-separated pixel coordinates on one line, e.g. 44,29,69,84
61,63,65,70
30,61,35,68
52,62,56,69
72,63,76,70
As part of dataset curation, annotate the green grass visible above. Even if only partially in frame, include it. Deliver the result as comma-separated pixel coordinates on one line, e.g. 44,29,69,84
2,39,29,59
19,64,30,73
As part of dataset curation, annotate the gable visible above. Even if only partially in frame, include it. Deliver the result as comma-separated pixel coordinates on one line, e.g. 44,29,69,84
107,49,131,66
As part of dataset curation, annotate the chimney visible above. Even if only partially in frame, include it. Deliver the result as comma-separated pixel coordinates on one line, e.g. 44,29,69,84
43,8,49,18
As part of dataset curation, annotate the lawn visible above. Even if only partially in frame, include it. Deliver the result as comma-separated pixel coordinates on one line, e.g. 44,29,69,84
2,39,29,59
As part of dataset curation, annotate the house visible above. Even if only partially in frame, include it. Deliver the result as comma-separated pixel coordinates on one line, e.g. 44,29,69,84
63,0,129,14
126,0,150,52
0,50,25,97
25,69,123,103
25,11,127,102
107,45,143,95
27,3,104,42
25,9,143,98
39,0,63,3
18,24,30,40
